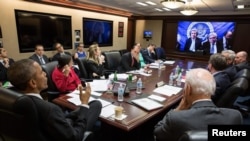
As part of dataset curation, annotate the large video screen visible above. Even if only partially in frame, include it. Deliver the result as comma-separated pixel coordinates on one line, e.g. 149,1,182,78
15,10,72,53
177,21,236,53
83,18,113,47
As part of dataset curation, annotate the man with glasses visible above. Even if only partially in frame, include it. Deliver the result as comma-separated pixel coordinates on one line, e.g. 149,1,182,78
202,32,223,55
52,42,71,61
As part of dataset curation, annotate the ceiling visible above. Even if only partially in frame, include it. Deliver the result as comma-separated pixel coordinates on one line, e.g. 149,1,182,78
74,0,250,16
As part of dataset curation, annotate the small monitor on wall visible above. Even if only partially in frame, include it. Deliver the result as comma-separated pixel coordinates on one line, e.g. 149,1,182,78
144,30,153,39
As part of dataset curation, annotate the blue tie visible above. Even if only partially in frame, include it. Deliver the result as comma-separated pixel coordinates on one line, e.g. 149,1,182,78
210,44,214,54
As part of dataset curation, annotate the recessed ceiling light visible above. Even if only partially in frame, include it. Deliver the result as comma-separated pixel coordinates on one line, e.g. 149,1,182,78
155,8,163,11
146,1,157,5
136,2,148,6
237,5,244,9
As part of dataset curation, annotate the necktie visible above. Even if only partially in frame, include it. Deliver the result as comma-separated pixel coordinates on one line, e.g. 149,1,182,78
210,44,214,54
131,57,134,67
40,57,45,65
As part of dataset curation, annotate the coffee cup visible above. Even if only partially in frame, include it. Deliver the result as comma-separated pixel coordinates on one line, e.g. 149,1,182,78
114,106,123,119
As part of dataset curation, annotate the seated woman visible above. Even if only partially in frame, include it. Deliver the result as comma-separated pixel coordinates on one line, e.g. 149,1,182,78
52,54,82,93
73,42,86,61
86,44,106,79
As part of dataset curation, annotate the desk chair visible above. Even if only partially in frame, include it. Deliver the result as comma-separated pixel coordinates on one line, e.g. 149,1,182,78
41,61,60,102
0,87,94,141
103,51,121,72
178,130,208,141
215,77,248,108
155,47,167,61
75,58,93,82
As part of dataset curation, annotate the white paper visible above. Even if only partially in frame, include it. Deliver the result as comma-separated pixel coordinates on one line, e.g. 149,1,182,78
153,85,182,96
163,60,175,65
109,73,129,81
67,96,96,106
132,98,163,111
148,94,166,102
100,104,116,118
89,80,109,91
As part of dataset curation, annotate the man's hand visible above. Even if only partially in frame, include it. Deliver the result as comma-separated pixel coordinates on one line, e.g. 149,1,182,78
79,83,91,105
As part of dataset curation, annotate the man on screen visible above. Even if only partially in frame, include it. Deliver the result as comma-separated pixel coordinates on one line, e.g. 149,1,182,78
184,29,202,52
202,32,223,55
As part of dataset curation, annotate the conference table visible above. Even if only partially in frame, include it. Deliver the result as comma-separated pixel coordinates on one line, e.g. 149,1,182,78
53,59,207,136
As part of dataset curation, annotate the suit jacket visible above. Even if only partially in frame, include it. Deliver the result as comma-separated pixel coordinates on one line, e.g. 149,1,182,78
0,58,15,83
27,95,101,141
184,37,202,52
235,61,250,71
154,101,243,141
224,65,237,81
117,52,140,73
52,52,71,61
212,71,231,103
202,41,223,55
29,54,49,65
141,49,157,64
85,59,105,79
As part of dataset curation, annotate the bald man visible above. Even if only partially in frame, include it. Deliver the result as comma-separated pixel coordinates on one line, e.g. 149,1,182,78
154,68,242,141
234,51,249,71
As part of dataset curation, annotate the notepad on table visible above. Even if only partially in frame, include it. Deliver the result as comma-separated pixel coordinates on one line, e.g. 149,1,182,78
131,98,163,111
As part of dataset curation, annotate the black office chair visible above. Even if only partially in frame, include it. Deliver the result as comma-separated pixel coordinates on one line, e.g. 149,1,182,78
41,61,60,102
0,87,93,141
119,49,128,56
155,47,167,60
215,77,248,108
103,51,121,72
178,130,208,141
75,58,93,82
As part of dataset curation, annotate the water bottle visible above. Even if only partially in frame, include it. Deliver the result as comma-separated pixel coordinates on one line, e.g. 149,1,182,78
176,73,182,86
113,71,118,81
136,78,142,94
117,83,124,102
169,72,174,86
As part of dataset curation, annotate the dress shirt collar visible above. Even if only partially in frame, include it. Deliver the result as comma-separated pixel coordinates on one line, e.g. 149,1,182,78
26,93,43,100
192,99,211,105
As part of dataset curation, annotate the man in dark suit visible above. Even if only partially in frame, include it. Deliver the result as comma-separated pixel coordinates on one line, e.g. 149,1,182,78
154,68,242,141
234,51,249,71
221,50,237,81
52,42,72,61
141,43,158,64
207,53,231,103
219,30,233,50
184,29,202,52
0,47,15,84
118,44,141,73
202,32,223,55
7,59,101,141
29,44,49,65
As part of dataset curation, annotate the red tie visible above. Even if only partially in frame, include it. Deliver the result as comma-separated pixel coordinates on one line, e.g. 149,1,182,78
131,57,134,67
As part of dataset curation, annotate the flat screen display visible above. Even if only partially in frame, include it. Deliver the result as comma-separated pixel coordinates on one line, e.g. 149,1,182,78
177,21,236,53
144,30,153,39
15,10,72,53
83,18,113,47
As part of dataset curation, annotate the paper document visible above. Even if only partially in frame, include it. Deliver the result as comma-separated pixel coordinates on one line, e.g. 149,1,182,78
153,85,182,96
148,94,166,102
163,61,175,65
89,80,109,91
100,104,116,118
132,98,163,111
109,73,128,81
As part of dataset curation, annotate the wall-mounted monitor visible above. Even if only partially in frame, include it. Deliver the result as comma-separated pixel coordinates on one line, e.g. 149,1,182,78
82,18,113,47
176,21,236,53
144,30,153,39
15,10,72,53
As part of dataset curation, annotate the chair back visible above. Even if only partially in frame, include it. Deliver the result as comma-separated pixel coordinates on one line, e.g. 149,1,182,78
0,88,45,141
216,77,248,108
119,49,128,56
103,51,121,71
75,58,90,79
178,130,207,141
41,61,59,101
155,47,166,60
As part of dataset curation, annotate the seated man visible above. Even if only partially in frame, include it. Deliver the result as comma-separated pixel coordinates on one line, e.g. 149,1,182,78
7,59,101,141
207,53,231,103
234,51,249,71
0,47,15,84
141,43,158,64
117,44,141,73
221,50,237,81
154,68,243,141
52,42,72,61
202,32,223,55
29,44,49,65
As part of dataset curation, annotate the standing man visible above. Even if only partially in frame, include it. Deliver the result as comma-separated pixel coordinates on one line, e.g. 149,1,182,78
29,44,49,65
184,29,202,52
154,68,242,141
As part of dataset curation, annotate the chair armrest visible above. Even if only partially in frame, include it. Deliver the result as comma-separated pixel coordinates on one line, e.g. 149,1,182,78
82,131,93,141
